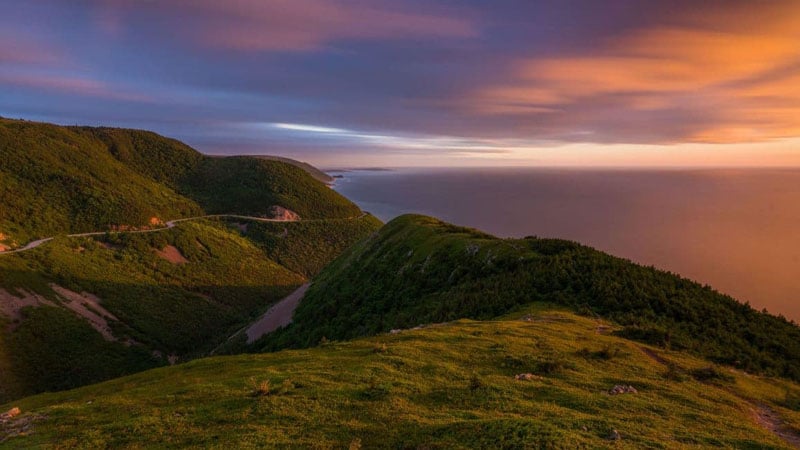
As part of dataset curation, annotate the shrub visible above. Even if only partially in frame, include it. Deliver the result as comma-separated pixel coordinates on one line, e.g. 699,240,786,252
373,343,388,354
781,391,800,411
533,359,565,376
469,374,484,390
249,377,271,397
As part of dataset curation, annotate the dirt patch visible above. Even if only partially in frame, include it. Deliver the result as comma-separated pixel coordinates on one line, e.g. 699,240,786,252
50,285,119,342
155,245,189,264
245,284,310,343
0,289,56,325
752,403,800,448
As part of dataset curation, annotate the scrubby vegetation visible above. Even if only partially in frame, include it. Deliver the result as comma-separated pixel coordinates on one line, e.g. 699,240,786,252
3,310,798,448
244,215,383,276
260,215,800,382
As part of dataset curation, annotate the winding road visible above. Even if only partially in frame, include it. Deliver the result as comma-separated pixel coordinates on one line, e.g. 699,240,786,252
0,213,366,256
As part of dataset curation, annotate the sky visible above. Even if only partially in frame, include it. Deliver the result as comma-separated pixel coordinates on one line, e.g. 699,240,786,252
2,0,800,167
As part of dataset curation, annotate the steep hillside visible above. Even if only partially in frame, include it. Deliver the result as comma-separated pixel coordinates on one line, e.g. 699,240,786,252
0,118,360,246
181,157,360,219
3,308,799,448
0,119,202,244
260,215,800,382
0,118,381,402
0,220,300,401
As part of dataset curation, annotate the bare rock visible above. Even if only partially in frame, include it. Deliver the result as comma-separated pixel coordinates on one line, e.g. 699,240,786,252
267,206,301,221
514,373,540,381
0,407,20,423
609,385,638,395
608,429,621,440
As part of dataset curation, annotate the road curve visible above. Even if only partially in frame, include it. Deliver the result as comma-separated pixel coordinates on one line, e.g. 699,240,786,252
0,213,367,256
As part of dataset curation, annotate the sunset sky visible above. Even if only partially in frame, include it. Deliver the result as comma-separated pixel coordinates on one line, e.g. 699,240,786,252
2,0,800,167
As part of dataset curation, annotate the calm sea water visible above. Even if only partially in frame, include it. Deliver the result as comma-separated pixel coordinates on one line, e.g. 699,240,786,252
332,167,800,321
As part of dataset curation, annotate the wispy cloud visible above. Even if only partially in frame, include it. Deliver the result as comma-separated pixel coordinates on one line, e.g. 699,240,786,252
261,121,516,154
0,33,63,65
0,71,154,103
91,0,475,52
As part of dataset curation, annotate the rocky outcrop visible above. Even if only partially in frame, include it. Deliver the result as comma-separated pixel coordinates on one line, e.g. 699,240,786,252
609,385,638,395
267,206,300,221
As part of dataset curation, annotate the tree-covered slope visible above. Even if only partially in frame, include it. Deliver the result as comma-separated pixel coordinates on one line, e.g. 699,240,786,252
181,157,360,219
0,119,202,243
3,308,799,448
261,215,800,382
0,118,361,245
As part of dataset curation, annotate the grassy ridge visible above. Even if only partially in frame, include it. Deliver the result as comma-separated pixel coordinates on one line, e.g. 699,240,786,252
3,308,799,448
261,215,800,382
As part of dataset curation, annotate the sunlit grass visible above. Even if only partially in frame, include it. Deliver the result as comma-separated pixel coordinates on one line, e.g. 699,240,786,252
5,308,797,448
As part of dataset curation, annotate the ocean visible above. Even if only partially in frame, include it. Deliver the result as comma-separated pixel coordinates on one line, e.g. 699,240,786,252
332,167,800,321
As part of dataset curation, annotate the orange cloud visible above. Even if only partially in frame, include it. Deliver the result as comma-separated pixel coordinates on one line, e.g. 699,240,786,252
470,6,800,144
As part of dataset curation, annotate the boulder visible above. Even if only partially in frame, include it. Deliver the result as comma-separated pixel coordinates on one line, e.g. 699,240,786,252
514,373,539,381
609,384,638,395
0,407,20,423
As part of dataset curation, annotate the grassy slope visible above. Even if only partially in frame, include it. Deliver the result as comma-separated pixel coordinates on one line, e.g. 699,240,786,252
3,308,799,448
261,215,800,382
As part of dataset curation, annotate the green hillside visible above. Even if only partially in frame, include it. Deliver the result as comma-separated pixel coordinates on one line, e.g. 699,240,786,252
0,120,202,244
260,215,800,382
3,308,799,448
0,118,360,246
0,118,381,402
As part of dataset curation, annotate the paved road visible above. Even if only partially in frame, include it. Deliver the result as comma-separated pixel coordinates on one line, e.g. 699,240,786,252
0,213,366,256
245,283,310,343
